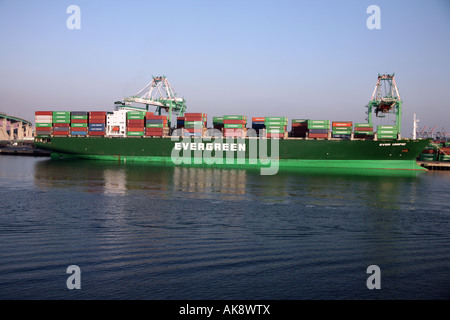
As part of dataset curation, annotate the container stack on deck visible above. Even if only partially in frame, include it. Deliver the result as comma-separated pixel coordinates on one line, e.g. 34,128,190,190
307,120,329,139
176,116,185,129
354,123,374,139
251,117,265,136
212,117,224,132
291,119,308,138
35,111,53,137
223,115,247,138
265,117,287,138
377,125,398,140
53,111,71,136
145,113,169,137
89,112,106,136
183,113,207,137
70,112,88,136
332,121,352,139
126,111,145,137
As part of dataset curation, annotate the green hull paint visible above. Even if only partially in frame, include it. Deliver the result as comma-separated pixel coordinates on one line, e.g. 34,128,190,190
36,136,430,171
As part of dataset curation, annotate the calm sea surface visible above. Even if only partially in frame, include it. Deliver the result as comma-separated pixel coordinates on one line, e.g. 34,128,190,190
0,156,449,300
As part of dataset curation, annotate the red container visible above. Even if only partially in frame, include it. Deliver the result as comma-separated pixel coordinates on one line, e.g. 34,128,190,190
53,123,70,127
89,111,107,117
70,119,88,123
35,111,53,116
223,119,246,124
309,133,328,138
292,123,308,127
88,131,106,136
53,131,70,135
354,127,373,131
267,133,283,138
332,122,352,127
127,119,145,126
36,126,52,131
185,128,203,133
146,115,168,120
127,127,144,132
252,117,265,122
89,118,106,124
145,112,154,117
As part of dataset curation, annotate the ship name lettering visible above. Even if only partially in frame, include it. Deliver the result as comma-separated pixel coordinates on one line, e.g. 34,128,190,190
174,142,245,152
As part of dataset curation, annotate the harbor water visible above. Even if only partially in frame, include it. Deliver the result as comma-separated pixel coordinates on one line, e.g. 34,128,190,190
0,155,449,300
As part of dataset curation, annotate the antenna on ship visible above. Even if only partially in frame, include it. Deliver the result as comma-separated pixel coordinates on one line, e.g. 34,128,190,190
121,76,187,127
367,73,402,138
413,113,419,140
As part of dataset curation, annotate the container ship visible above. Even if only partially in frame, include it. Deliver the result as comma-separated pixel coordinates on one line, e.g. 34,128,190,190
33,74,431,172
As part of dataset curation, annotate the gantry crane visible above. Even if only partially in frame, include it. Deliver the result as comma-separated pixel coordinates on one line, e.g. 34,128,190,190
366,73,402,134
118,76,187,127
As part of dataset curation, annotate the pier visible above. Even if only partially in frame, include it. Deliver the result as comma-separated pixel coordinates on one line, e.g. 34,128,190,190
417,161,450,171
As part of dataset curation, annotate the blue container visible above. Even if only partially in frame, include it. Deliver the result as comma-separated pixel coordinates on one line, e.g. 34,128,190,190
309,129,328,134
53,126,70,131
89,126,105,131
70,131,88,135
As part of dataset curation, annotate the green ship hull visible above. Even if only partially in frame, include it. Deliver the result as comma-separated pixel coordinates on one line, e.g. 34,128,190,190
34,136,430,171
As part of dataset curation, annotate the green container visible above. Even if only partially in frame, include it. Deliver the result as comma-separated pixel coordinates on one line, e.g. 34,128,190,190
53,119,71,123
378,134,397,139
354,131,374,135
440,155,450,161
53,111,70,116
266,125,286,130
53,115,71,120
127,131,144,136
377,125,397,130
71,123,88,127
308,120,330,125
308,124,329,129
223,115,246,120
378,130,398,134
127,115,145,120
332,130,352,135
266,128,285,133
35,123,53,127
355,123,373,127
292,119,308,123
265,121,286,126
224,123,244,129
184,121,204,126
265,117,287,122
71,115,88,120
212,117,224,123
146,123,164,128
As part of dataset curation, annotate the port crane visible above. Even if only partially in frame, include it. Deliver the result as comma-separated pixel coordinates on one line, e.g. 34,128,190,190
117,76,187,127
366,73,402,134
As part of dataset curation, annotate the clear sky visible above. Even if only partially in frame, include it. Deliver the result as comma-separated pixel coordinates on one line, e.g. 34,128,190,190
0,0,449,137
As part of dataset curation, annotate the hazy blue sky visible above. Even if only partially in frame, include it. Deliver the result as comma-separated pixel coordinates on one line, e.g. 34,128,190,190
1,0,449,137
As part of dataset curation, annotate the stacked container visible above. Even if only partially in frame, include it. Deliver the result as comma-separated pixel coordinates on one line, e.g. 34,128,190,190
420,146,438,161
106,110,127,137
89,111,106,136
126,111,145,136
377,125,398,140
145,113,169,137
291,119,308,137
265,117,287,138
307,120,330,139
34,111,53,137
212,117,224,131
70,111,88,136
53,111,71,136
354,123,374,139
223,115,247,138
251,117,265,136
332,121,352,139
177,116,185,129
184,113,207,137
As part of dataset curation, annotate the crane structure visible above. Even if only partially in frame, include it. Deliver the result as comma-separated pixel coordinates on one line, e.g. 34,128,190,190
119,76,186,127
366,73,402,134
